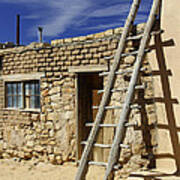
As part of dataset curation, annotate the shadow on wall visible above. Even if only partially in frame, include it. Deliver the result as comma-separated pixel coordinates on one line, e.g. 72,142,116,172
130,27,180,179
153,31,180,175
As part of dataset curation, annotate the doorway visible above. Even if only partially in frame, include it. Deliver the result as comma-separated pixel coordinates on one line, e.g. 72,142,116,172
76,73,105,162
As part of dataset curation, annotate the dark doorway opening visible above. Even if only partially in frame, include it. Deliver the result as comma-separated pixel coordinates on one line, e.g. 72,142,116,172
76,73,104,162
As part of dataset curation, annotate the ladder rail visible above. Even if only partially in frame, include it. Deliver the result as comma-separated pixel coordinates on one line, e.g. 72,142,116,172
104,0,161,179
75,0,141,179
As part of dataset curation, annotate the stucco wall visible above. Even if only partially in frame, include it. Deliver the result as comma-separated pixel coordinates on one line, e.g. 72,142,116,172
149,0,180,173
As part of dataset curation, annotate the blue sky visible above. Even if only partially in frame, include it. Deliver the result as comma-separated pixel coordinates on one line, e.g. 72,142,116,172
0,0,153,45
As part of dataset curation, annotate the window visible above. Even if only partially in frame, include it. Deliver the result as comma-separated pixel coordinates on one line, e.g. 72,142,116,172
6,82,23,108
5,81,40,109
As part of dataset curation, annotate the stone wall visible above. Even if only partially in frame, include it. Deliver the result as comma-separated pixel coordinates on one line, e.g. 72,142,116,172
0,24,157,175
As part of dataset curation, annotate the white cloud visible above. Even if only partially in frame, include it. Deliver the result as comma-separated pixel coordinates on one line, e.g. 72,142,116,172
23,15,40,20
41,0,91,37
85,22,122,30
1,0,91,37
1,0,149,38
89,3,130,17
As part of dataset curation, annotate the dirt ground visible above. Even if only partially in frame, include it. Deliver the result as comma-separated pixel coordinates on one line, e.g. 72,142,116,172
0,159,106,180
0,159,179,180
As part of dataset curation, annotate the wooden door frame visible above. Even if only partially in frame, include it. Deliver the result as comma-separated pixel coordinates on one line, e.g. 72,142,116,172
69,65,108,163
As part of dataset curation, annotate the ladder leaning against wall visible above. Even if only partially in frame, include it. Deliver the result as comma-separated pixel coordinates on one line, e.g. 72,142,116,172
75,0,161,179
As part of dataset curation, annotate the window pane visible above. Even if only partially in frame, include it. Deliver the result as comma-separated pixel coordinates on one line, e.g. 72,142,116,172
25,96,30,109
7,84,12,95
35,96,40,108
12,96,17,108
35,82,40,95
30,96,35,109
31,83,35,95
12,83,17,95
17,96,23,108
6,82,23,109
17,83,22,95
7,96,12,107
25,83,30,95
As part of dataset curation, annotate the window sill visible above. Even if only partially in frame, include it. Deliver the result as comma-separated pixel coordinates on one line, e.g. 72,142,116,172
4,108,41,113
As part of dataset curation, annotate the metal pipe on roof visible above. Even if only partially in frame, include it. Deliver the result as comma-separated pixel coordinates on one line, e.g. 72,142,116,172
16,14,20,45
38,27,43,43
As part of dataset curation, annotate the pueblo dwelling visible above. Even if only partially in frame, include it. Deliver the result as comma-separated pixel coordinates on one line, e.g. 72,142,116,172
0,0,179,178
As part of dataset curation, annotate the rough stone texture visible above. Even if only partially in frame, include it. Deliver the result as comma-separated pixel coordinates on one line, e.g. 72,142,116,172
114,58,158,179
0,24,157,177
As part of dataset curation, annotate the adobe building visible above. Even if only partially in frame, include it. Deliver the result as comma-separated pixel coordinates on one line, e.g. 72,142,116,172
0,0,179,179
0,23,157,177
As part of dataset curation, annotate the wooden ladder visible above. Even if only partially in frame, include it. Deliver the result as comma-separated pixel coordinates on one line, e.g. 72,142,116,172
75,0,161,179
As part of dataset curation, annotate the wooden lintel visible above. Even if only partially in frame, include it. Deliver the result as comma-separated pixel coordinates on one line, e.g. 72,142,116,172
0,72,45,81
68,65,108,73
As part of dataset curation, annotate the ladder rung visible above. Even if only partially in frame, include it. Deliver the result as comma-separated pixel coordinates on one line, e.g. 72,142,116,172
120,144,130,149
126,29,164,41
121,50,142,57
92,104,141,110
81,141,130,149
81,141,111,148
124,121,138,127
85,123,117,128
88,161,107,166
92,105,122,110
130,104,141,109
98,84,145,94
104,49,150,60
126,34,143,41
100,69,133,76
150,29,164,36
88,161,121,170
77,160,107,167
99,67,146,77
104,55,114,60
85,122,137,128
